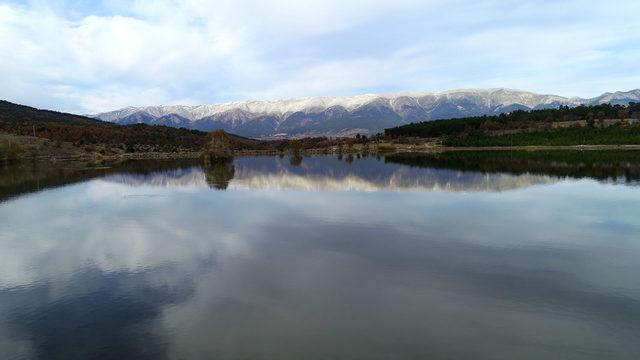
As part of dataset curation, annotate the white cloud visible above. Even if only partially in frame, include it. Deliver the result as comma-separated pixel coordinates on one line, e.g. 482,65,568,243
0,0,638,113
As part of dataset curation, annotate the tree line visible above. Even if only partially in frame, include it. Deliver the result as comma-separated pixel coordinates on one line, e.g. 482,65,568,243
385,103,640,139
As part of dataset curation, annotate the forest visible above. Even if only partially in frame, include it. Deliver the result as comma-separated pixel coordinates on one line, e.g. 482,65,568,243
443,126,640,147
385,103,640,146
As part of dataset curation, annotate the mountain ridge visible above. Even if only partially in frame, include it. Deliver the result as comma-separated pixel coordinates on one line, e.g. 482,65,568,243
93,88,640,138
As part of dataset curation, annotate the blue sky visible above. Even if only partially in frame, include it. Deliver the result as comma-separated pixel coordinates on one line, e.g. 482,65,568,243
1,0,639,114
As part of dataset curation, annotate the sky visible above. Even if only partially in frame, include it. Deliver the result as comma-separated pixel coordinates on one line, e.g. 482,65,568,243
0,0,639,114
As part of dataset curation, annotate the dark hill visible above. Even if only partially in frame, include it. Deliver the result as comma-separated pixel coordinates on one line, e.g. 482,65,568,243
0,100,102,125
0,100,316,156
0,100,206,154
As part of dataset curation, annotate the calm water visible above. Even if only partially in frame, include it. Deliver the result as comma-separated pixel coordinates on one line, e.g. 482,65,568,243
1,152,640,359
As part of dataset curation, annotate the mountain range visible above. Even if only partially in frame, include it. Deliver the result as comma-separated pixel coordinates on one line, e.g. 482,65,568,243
93,88,640,138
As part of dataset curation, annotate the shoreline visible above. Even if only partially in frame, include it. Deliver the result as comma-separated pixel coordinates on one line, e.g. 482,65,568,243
394,144,640,153
8,144,640,165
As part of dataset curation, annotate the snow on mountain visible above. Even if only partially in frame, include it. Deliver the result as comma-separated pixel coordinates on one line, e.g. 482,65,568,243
589,89,640,105
93,88,639,138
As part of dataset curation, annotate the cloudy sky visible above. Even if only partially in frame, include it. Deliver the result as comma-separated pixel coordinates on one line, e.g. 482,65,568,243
1,0,639,114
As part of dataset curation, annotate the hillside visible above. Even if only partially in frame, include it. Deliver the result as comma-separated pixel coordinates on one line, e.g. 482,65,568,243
93,88,640,138
0,100,208,160
0,100,337,162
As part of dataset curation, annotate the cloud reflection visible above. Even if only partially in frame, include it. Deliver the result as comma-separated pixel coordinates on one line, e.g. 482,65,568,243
0,156,640,358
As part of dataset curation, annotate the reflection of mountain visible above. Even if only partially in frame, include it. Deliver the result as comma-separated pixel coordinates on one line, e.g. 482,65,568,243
229,156,558,192
103,156,558,192
6,152,640,201
103,165,206,188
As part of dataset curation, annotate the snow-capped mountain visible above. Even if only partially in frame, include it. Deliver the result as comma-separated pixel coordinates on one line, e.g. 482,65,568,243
93,88,640,138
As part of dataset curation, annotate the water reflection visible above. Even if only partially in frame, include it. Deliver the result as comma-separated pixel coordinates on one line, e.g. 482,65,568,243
204,162,236,190
99,156,559,192
4,151,640,200
1,153,640,358
229,156,557,192
0,159,199,202
1,265,193,359
104,152,640,192
386,151,640,184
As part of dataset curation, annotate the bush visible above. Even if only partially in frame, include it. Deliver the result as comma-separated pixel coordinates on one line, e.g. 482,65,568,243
0,140,23,164
202,130,234,164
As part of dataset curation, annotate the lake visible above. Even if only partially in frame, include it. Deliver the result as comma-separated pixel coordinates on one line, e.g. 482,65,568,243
1,152,640,359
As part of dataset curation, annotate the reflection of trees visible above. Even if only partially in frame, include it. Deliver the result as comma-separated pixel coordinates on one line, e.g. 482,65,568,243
345,154,354,164
204,161,235,190
385,151,640,182
1,159,201,204
289,155,303,167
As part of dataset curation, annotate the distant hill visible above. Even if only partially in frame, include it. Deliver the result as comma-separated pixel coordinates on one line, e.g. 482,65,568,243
93,88,640,138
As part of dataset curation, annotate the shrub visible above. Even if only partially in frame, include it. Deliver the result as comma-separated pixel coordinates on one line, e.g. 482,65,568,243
0,140,23,164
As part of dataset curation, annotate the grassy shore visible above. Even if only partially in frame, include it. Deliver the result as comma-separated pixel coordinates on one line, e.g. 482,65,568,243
5,131,640,167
